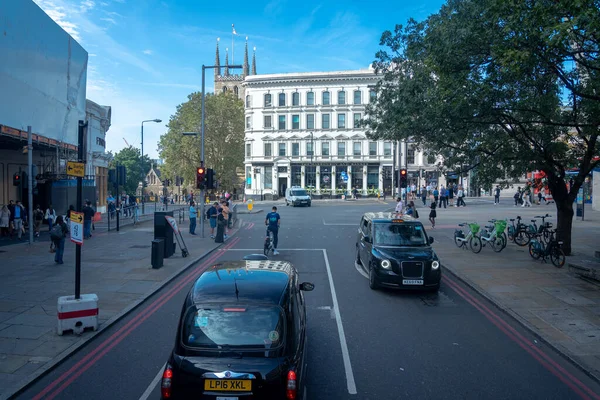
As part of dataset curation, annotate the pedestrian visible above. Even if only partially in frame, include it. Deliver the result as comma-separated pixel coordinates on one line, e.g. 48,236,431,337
433,187,439,205
82,201,95,239
45,205,57,231
494,185,501,205
439,186,448,208
34,204,44,237
456,186,466,207
421,185,427,206
448,185,454,207
189,201,197,235
50,215,68,264
522,187,532,207
221,200,230,239
206,202,218,238
395,197,404,214
12,201,25,241
429,201,437,228
540,187,547,204
0,204,10,237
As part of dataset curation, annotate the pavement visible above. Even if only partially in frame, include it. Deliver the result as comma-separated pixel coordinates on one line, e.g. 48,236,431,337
2,198,600,399
0,209,236,400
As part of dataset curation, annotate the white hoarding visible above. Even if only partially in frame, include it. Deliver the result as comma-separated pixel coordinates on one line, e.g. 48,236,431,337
0,1,88,146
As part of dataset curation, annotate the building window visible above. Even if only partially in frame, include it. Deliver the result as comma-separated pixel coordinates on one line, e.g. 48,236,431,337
307,91,315,106
353,142,361,156
292,92,300,106
353,113,361,128
292,114,300,129
367,166,378,189
305,166,316,189
245,95,251,108
246,166,251,185
264,143,272,157
338,91,346,105
264,93,272,107
354,90,362,105
337,142,346,156
278,115,286,130
322,114,330,129
407,146,415,164
322,91,330,105
278,143,286,156
322,141,330,156
369,89,377,103
306,114,315,129
369,142,377,156
246,116,251,129
292,143,300,156
336,166,348,189
222,87,228,93
264,115,272,128
264,166,272,189
427,153,436,164
306,141,314,156
234,86,239,97
338,113,346,129
291,165,301,186
320,166,332,189
246,143,252,157
384,142,392,156
278,93,286,107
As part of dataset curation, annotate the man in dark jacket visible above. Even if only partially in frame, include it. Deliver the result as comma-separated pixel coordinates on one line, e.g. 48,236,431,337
82,200,95,239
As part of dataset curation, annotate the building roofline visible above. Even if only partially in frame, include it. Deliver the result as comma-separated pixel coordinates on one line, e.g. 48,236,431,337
243,67,378,86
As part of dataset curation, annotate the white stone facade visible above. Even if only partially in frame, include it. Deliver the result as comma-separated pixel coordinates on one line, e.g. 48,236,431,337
242,67,444,199
85,99,111,212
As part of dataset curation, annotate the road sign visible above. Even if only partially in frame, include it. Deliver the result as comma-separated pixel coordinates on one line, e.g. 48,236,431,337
70,211,84,245
67,161,85,177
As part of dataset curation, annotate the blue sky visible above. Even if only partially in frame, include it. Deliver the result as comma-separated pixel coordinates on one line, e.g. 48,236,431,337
33,0,445,159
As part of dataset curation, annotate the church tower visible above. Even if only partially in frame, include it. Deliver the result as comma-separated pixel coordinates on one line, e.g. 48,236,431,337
213,35,257,99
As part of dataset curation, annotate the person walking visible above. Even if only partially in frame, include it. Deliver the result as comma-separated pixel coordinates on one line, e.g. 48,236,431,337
82,201,95,239
421,186,427,206
0,204,10,237
429,201,437,228
265,206,281,255
494,185,501,205
50,216,68,264
221,200,230,239
206,202,218,238
45,205,57,231
448,185,454,207
12,201,25,241
189,201,197,235
456,186,466,207
522,187,532,207
395,197,404,214
33,205,44,237
433,187,439,205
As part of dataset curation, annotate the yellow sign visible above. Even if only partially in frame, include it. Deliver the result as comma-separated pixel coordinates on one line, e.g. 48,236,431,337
67,161,85,177
70,211,84,224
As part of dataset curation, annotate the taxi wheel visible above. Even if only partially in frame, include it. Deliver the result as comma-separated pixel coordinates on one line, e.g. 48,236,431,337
368,266,379,290
355,247,361,265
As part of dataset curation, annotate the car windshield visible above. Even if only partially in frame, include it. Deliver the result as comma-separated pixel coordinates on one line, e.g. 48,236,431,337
291,189,307,196
181,305,285,350
373,223,428,246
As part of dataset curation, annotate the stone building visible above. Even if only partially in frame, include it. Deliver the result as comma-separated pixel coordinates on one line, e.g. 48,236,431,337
213,37,257,99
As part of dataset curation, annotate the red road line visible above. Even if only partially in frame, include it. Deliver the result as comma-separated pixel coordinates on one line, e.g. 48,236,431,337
442,276,600,400
32,237,240,400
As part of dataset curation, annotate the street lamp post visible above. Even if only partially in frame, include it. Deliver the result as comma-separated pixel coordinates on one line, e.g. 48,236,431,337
141,119,162,214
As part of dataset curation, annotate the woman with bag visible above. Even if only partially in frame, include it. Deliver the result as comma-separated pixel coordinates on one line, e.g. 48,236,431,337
50,216,68,264
45,205,57,231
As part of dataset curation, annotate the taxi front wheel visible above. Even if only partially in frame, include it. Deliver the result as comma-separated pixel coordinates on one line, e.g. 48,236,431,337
369,266,379,290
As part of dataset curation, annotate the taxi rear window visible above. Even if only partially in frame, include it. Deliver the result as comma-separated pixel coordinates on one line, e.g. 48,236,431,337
181,305,285,351
374,222,428,246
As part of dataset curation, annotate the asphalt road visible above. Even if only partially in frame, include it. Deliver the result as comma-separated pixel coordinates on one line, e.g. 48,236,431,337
16,200,600,400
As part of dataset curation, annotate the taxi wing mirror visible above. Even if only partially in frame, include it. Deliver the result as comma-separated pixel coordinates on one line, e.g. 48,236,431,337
300,282,315,291
429,236,434,244
363,235,372,244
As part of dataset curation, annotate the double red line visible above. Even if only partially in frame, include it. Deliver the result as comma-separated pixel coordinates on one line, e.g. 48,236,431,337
443,276,600,400
32,237,240,400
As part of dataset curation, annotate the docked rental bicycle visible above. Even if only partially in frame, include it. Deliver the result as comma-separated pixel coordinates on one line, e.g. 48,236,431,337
508,216,529,246
528,228,565,268
454,222,482,253
479,219,507,252
264,228,275,256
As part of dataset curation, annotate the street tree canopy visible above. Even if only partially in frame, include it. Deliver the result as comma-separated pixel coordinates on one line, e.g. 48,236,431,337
365,0,600,254
158,92,245,192
111,146,152,196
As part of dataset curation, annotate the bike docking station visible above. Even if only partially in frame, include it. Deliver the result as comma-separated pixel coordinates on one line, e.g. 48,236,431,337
57,121,99,336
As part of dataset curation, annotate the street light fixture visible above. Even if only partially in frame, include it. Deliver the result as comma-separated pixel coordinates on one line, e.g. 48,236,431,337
141,118,162,214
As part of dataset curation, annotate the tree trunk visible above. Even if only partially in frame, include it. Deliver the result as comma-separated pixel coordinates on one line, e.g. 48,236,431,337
555,198,574,256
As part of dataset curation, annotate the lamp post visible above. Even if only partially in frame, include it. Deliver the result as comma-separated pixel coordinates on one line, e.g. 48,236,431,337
141,119,162,214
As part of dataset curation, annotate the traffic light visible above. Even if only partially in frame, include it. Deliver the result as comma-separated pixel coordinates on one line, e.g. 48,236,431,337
117,165,126,185
196,167,206,189
206,168,215,189
400,169,408,188
13,172,21,186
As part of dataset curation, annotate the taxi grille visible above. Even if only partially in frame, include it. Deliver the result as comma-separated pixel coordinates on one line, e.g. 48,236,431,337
401,261,424,278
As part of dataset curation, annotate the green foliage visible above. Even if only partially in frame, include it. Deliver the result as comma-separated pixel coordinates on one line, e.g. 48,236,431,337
110,146,152,195
158,92,245,191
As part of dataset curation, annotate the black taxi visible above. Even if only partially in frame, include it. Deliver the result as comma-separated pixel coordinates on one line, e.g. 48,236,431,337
161,257,314,400
355,212,441,292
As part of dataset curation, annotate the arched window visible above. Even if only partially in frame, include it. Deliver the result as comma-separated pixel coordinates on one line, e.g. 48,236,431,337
234,86,239,97
222,86,228,93
245,95,251,108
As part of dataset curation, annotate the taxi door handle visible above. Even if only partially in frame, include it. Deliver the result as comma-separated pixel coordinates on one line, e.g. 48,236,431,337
360,241,365,248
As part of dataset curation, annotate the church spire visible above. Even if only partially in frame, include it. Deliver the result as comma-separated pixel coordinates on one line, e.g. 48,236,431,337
215,38,221,78
243,37,249,77
251,46,257,75
224,48,229,76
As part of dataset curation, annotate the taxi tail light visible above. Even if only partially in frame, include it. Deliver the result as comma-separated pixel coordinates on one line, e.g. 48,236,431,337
286,370,297,399
161,365,173,398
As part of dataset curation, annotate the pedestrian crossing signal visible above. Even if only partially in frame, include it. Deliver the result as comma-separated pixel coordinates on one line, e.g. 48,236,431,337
196,167,206,189
13,172,21,186
400,169,408,188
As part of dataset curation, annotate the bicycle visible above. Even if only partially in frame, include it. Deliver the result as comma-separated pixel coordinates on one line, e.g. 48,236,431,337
508,216,529,246
454,222,482,253
528,229,565,268
479,220,507,252
488,218,508,245
264,228,275,256
534,214,553,244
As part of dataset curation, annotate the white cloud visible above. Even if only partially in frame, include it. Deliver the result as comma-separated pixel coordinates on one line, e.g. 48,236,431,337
80,0,95,12
34,0,82,41
101,17,117,25
142,49,153,55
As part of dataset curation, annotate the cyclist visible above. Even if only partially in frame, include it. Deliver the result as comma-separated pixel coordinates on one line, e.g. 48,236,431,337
265,206,281,255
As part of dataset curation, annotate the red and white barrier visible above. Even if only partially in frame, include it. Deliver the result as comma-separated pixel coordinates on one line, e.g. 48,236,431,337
57,294,99,335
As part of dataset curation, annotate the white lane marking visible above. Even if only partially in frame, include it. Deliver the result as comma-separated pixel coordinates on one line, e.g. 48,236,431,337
322,218,356,226
317,306,331,310
224,248,321,251
354,261,368,279
138,362,166,400
322,249,357,395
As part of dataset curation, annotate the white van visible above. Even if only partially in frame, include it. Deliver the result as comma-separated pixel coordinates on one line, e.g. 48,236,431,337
285,186,312,207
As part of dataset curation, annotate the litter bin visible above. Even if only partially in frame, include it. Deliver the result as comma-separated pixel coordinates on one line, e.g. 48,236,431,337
154,211,175,258
151,238,164,269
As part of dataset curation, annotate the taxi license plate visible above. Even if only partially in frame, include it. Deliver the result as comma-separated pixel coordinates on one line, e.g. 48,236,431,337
205,379,251,391
216,397,238,400
403,279,423,285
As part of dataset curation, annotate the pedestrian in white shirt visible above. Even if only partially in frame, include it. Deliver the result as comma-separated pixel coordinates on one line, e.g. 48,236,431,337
395,197,404,213
45,205,57,231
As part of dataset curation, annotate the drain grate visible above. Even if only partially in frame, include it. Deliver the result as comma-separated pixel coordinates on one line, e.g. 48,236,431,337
130,245,152,249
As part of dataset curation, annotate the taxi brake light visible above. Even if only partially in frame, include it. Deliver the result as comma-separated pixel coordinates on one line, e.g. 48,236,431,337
286,370,297,399
223,308,246,312
161,365,173,398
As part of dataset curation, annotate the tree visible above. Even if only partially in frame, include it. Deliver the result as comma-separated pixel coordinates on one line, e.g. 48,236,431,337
110,146,152,196
365,0,600,255
158,92,245,192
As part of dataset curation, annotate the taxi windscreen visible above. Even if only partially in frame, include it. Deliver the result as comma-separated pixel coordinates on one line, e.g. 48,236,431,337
374,223,428,246
291,189,308,196
181,305,285,350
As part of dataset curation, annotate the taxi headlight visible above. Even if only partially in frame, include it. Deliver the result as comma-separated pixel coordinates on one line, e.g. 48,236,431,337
432,260,440,270
381,259,391,269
